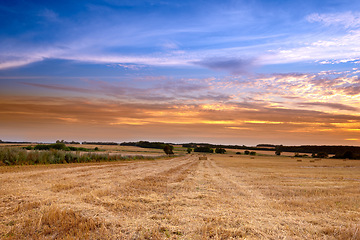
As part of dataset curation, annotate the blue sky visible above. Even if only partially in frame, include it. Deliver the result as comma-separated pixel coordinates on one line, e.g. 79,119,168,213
1,0,360,145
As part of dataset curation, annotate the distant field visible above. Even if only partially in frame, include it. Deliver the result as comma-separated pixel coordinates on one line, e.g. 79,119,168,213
0,154,359,239
225,148,312,157
71,144,186,155
0,143,315,157
74,144,167,156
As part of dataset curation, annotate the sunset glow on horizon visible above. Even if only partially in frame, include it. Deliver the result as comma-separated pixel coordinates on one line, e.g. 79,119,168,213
1,0,360,146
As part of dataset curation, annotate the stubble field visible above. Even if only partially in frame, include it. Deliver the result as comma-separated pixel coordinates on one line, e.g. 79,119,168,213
0,152,359,239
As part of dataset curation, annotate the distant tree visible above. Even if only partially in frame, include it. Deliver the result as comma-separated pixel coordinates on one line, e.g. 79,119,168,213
34,143,69,151
163,145,174,155
183,143,197,148
194,146,214,153
250,151,256,155
83,141,118,145
236,152,241,155
343,151,354,159
275,150,281,156
244,150,250,155
215,148,226,154
187,148,192,154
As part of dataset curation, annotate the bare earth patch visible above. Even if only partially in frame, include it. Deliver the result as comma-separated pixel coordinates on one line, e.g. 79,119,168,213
0,154,359,239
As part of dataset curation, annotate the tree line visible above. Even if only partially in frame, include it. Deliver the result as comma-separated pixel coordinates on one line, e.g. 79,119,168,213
276,145,360,159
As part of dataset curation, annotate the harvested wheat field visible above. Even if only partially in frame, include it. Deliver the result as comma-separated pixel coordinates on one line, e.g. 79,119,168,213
0,154,359,239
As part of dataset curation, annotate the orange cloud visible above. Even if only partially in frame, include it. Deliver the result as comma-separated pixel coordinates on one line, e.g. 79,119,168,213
1,95,360,145
2,68,360,145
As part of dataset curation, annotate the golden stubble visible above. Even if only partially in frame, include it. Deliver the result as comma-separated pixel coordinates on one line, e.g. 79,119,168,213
0,153,359,239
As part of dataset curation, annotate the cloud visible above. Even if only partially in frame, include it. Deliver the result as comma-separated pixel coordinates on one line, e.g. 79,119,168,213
20,82,94,94
190,93,232,102
2,3,360,72
342,83,360,95
193,58,256,75
257,11,360,65
205,69,360,118
306,11,360,28
61,53,193,67
0,46,66,70
1,94,360,145
0,58,41,70
161,41,180,50
297,102,359,111
116,63,146,70
16,77,228,104
260,30,360,65
38,8,60,22
1,95,359,127
97,79,230,103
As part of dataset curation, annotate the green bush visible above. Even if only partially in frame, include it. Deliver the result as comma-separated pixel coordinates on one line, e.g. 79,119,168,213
215,148,226,154
34,143,69,151
163,145,174,155
33,143,96,152
194,147,214,153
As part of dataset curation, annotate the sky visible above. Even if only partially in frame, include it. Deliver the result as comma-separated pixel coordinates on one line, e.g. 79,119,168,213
1,0,360,146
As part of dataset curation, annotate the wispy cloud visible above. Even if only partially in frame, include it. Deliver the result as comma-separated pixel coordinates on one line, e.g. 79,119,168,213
297,102,359,112
116,63,146,70
38,8,60,22
161,40,180,50
254,12,360,66
10,67,360,119
19,82,94,94
0,46,65,69
2,2,360,74
260,30,360,65
193,58,256,75
16,77,229,104
1,95,359,144
0,58,41,70
307,11,360,28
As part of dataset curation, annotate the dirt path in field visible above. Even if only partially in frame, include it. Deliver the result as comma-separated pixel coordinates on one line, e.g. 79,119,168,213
0,156,358,239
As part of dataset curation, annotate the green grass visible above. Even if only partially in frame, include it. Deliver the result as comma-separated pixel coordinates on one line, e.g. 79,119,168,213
0,147,158,166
